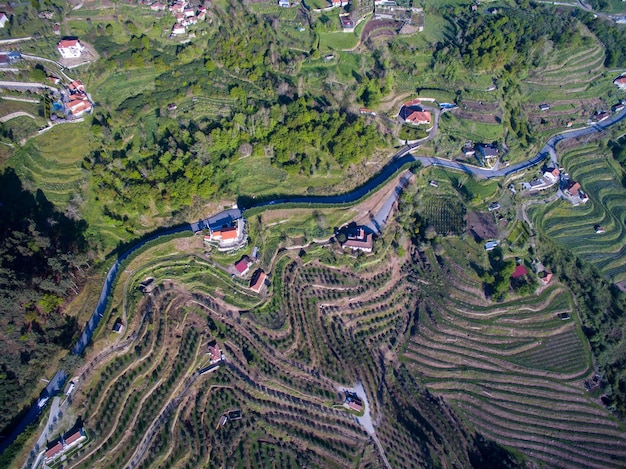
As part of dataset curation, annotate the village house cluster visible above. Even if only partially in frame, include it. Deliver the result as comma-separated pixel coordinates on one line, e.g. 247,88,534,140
462,142,500,168
144,0,207,37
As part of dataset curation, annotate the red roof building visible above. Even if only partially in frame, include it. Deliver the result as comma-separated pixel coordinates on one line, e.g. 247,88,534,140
539,271,553,285
403,98,421,107
208,341,222,364
511,265,528,279
250,270,267,293
340,16,354,29
564,181,581,197
613,76,626,90
234,255,252,276
68,80,85,93
45,442,63,461
57,39,84,58
343,227,374,253
405,110,431,126
64,428,86,447
67,98,92,116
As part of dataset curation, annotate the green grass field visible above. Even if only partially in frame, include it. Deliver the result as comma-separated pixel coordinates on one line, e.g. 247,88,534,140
92,68,159,109
319,31,359,51
438,112,504,143
420,167,500,205
8,123,92,207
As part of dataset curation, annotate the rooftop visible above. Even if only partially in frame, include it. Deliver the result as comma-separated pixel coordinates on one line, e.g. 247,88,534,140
512,265,528,279
250,270,267,293
57,39,79,48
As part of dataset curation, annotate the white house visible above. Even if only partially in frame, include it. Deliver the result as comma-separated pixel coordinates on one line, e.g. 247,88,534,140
57,39,85,59
171,23,186,35
0,12,9,28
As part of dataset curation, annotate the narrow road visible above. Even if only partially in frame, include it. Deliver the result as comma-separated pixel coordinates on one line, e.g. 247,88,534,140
0,111,36,123
21,54,73,82
5,102,626,458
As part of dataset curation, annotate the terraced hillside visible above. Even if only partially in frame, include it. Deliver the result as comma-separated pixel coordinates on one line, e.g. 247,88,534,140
403,238,626,468
49,229,626,469
523,34,611,101
9,125,90,208
529,145,626,282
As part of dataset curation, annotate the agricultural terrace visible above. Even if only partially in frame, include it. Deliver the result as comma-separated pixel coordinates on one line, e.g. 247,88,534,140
52,233,486,469
41,211,626,468
401,237,626,468
528,145,626,282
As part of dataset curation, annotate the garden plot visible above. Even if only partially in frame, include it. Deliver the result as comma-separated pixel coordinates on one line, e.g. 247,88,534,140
421,196,466,235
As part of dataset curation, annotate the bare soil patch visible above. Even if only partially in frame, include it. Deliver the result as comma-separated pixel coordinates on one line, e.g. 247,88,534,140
467,211,498,242
456,110,501,124
361,19,401,42
462,100,500,113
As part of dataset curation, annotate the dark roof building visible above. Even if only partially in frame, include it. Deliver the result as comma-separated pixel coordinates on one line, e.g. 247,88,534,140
342,227,374,253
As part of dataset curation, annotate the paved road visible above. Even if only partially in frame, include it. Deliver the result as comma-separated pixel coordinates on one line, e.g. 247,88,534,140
248,106,626,209
21,54,73,82
4,104,625,458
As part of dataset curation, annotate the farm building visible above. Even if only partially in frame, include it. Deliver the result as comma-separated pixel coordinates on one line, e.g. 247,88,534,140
613,75,626,91
538,271,553,285
484,240,499,251
45,427,87,463
564,181,581,197
342,226,374,253
200,208,246,250
57,38,84,58
208,340,223,364
340,16,355,31
112,318,124,333
344,392,364,412
234,255,253,276
250,269,267,293
543,167,560,184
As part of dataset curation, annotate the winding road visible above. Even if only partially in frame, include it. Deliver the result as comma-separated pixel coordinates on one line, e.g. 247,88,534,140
249,106,626,209
2,105,625,458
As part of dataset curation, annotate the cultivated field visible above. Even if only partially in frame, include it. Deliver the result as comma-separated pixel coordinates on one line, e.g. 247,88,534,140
529,145,626,282
46,223,626,468
402,237,626,468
